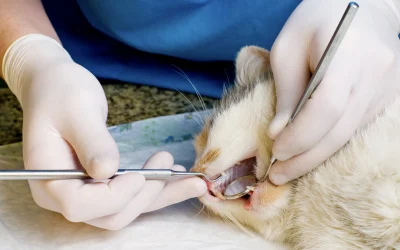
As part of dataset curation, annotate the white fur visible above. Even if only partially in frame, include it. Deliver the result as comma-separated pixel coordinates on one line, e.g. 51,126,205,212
202,83,272,178
192,46,400,249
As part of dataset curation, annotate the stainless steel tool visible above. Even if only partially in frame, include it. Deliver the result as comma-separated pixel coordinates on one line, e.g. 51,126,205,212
0,169,222,182
223,2,359,200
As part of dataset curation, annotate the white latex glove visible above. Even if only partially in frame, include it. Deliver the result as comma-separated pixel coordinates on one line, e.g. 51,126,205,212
2,34,206,230
268,0,400,185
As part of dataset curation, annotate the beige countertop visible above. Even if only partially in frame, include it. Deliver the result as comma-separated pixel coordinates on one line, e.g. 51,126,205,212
0,82,217,146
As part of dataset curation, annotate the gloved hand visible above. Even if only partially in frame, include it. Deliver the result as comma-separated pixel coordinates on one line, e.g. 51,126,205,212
268,0,400,185
2,34,207,230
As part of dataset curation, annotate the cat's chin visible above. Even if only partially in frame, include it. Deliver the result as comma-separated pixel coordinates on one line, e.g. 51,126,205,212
198,187,256,216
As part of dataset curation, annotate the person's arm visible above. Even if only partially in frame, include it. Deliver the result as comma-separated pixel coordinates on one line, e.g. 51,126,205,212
0,0,60,78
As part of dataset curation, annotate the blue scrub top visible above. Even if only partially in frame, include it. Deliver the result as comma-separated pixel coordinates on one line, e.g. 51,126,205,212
42,0,301,98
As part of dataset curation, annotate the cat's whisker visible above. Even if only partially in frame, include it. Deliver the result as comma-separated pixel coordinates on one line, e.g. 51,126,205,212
175,200,207,222
171,64,208,113
219,215,241,235
165,84,204,126
224,68,231,86
179,72,208,113
221,68,231,97
187,203,206,221
222,212,255,237
222,83,229,96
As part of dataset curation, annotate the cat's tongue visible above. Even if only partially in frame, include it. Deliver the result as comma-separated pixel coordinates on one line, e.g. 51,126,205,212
208,157,256,199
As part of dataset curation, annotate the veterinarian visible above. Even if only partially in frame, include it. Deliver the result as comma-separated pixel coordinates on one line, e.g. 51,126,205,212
1,0,399,230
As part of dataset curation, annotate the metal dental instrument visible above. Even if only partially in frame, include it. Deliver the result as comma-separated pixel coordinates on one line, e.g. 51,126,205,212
266,1,359,175
0,169,222,182
224,175,257,200
223,2,359,200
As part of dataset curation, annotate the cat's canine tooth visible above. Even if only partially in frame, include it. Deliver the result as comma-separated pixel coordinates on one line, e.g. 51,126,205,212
246,186,255,191
214,191,227,200
220,171,227,176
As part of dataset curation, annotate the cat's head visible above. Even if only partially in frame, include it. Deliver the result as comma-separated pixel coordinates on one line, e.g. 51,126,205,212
190,46,293,234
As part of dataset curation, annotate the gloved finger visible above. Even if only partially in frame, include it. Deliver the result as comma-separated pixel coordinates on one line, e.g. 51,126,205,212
268,16,311,139
61,112,120,180
144,165,207,213
24,120,79,212
51,151,173,223
23,121,146,221
269,87,369,185
84,151,175,230
272,64,356,160
49,173,146,222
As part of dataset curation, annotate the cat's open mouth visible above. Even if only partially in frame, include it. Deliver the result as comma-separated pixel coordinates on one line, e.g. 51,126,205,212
207,157,257,200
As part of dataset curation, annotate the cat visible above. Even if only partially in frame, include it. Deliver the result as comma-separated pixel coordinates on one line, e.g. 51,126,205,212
190,45,400,249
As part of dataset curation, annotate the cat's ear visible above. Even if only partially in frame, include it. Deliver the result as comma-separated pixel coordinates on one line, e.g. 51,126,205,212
234,46,271,86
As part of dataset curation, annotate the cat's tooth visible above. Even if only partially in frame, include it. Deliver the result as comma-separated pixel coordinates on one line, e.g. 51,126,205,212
214,191,227,200
246,186,255,191
220,171,227,177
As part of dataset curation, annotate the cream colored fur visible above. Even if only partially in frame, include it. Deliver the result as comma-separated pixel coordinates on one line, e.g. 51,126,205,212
191,46,400,249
